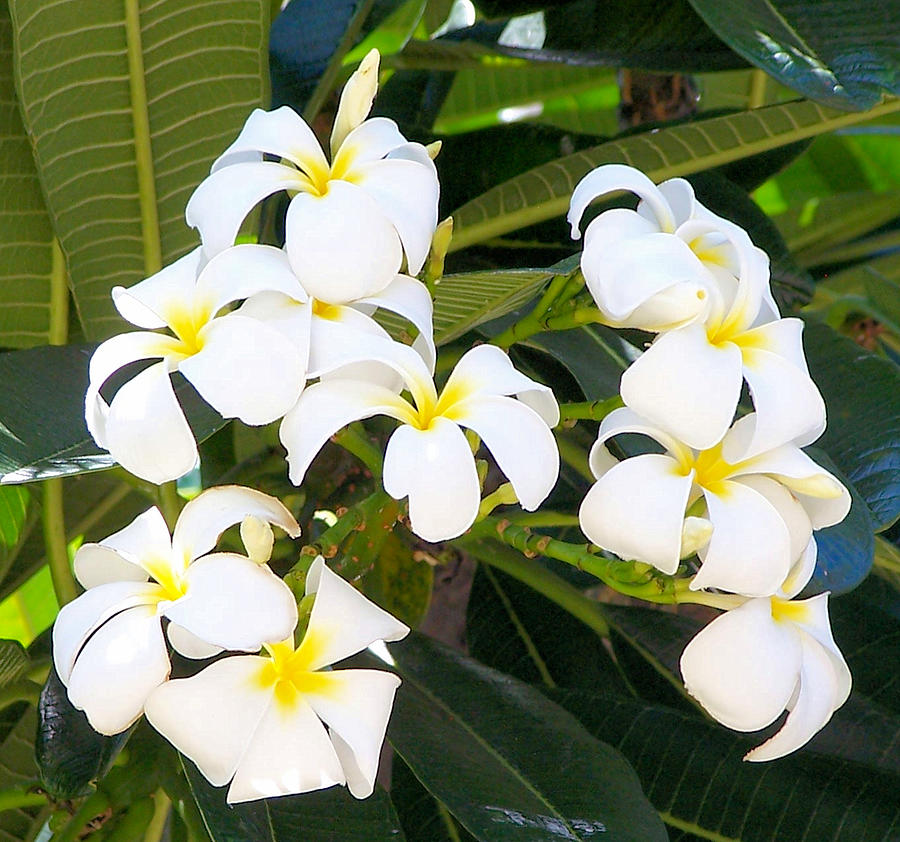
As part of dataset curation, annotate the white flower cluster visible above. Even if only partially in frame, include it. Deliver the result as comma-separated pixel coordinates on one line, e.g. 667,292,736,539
570,165,852,760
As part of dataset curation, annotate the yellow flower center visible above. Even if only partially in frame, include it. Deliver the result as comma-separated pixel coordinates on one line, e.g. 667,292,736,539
410,376,471,431
162,300,213,358
675,443,748,497
255,632,337,710
770,597,811,625
311,299,342,320
142,556,187,603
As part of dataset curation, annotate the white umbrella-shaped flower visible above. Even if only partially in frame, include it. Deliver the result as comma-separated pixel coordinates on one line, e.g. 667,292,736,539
680,553,851,761
281,343,560,543
186,49,439,305
567,164,777,332
579,409,850,597
52,486,300,735
145,556,409,803
86,246,307,484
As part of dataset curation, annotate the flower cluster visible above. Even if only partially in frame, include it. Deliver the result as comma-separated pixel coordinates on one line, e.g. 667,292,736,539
570,165,852,759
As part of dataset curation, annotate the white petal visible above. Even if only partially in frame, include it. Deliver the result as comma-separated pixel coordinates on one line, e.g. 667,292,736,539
165,623,224,659
165,553,298,652
620,324,743,451
357,275,435,371
681,598,801,732
331,51,381,155
52,581,161,684
228,695,345,803
303,669,401,799
308,304,394,378
73,545,149,590
594,406,693,468
735,475,812,567
173,485,300,563
103,361,198,484
745,629,844,761
179,313,306,425
383,418,481,542
350,158,439,275
212,106,329,176
99,506,172,568
66,604,170,735
301,557,410,670
196,244,307,314
280,380,414,486
654,178,696,226
285,182,402,304
440,345,559,427
186,162,309,257
144,656,272,787
568,164,675,237
452,395,558,511
791,594,853,709
693,481,792,597
780,538,818,599
112,248,203,328
336,117,407,169
579,453,692,575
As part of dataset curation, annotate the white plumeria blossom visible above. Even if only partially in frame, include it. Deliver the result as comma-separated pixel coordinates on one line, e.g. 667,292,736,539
281,343,560,543
145,556,409,803
52,486,300,735
86,245,307,484
186,49,439,305
230,244,437,375
579,409,850,597
680,552,851,761
568,164,825,457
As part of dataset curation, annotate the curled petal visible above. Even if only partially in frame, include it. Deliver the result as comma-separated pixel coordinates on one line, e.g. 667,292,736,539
620,324,743,451
99,506,172,568
104,361,198,484
112,248,202,328
595,406,694,469
281,380,414,486
652,178,695,226
335,117,407,170
681,598,801,732
145,656,272,787
285,182,402,304
780,538,818,599
166,623,223,660
736,475,812,567
579,453,692,575
179,313,306,426
452,395,559,511
383,418,480,543
165,553,298,652
694,481,792,597
186,161,310,258
66,605,170,735
173,485,300,564
301,557,409,671
73,544,148,590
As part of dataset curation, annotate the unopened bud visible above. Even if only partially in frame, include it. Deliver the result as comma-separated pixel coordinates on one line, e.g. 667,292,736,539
680,516,713,559
331,48,380,155
241,515,275,564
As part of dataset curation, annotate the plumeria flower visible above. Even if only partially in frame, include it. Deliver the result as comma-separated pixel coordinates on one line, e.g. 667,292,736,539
281,343,560,543
567,164,777,333
52,486,300,735
186,49,439,305
86,246,307,484
579,409,850,597
145,556,409,803
680,552,851,761
229,244,436,375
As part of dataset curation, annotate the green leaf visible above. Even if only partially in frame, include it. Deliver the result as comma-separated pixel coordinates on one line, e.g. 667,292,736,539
0,641,28,689
36,667,130,800
0,5,53,348
0,703,42,841
685,0,900,109
448,98,900,252
384,632,668,842
185,762,407,842
8,0,270,340
0,345,226,483
357,532,433,629
803,319,900,530
0,489,28,554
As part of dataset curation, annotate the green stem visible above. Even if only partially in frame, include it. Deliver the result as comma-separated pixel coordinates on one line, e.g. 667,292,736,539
49,240,68,344
559,396,624,423
0,788,47,811
492,274,590,349
142,790,170,842
506,511,581,528
747,69,768,109
43,479,76,606
124,0,162,276
156,482,182,530
334,423,384,475
52,791,110,842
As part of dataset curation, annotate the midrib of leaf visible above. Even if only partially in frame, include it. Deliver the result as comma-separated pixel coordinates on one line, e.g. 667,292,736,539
398,668,583,840
448,98,900,252
659,811,741,842
124,0,161,276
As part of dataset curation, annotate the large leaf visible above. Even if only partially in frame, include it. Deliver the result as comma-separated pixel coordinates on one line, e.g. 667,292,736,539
0,703,41,842
8,0,270,340
448,98,900,252
686,0,900,110
0,345,226,483
803,319,900,531
186,762,407,842
384,632,668,842
0,5,52,348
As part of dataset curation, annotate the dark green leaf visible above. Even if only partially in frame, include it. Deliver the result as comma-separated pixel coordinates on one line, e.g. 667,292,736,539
0,703,42,841
385,632,668,842
186,761,407,842
391,755,476,842
686,0,900,109
803,319,900,530
35,667,130,800
0,641,28,689
0,345,226,483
